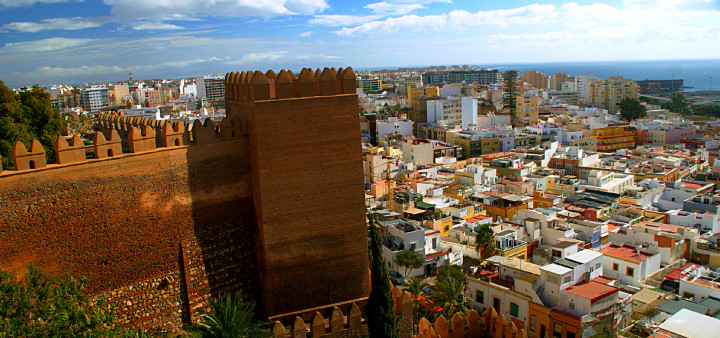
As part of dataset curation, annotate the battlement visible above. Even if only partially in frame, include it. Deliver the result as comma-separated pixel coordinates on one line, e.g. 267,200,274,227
0,112,244,175
225,67,356,102
269,285,528,338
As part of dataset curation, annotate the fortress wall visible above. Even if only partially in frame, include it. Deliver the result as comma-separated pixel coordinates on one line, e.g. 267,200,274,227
0,138,257,330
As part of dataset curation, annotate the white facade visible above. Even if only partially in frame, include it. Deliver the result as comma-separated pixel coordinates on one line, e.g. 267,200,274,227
401,139,433,165
461,96,478,129
376,117,414,141
601,247,661,287
477,113,511,129
540,263,574,307
576,73,599,100
467,278,530,327
565,249,604,284
573,170,634,194
668,210,720,235
80,87,110,113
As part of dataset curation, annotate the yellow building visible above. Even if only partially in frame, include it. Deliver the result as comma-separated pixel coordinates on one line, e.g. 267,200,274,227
423,215,454,237
514,94,539,127
481,137,501,154
588,77,639,113
356,78,382,92
591,127,635,152
545,176,576,197
407,86,439,106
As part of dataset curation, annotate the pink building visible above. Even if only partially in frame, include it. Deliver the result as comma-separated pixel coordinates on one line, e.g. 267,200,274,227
649,127,696,145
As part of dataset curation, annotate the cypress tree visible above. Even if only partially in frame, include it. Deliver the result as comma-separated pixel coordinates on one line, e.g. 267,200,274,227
502,70,519,127
365,217,399,338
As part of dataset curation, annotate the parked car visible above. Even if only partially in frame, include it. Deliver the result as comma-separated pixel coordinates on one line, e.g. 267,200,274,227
389,271,406,285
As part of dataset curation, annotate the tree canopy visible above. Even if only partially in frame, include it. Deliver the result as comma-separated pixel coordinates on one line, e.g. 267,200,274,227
186,293,271,338
0,81,62,169
475,224,497,260
0,265,125,336
619,97,647,122
431,277,469,317
502,71,519,119
436,265,466,285
668,92,691,115
395,249,424,278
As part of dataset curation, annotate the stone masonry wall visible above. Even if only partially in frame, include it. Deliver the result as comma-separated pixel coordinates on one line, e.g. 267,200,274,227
0,137,257,330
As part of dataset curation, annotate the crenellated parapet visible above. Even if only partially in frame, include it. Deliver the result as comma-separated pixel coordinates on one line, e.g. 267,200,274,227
1,112,247,174
13,139,46,170
267,283,527,338
225,67,356,102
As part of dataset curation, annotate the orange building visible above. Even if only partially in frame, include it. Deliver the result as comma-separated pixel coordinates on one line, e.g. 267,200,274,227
591,127,634,152
523,70,549,90
528,303,581,338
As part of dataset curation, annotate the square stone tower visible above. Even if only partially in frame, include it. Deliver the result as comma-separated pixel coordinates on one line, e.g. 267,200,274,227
225,67,369,316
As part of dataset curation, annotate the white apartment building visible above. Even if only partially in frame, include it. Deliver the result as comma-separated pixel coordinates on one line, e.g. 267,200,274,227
80,87,109,113
573,170,634,195
599,244,661,288
376,117,414,141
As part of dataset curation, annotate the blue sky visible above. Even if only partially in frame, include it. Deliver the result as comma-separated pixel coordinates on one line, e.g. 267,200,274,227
0,0,718,87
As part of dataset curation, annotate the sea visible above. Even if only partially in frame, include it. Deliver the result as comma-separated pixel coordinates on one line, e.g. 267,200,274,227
375,59,720,92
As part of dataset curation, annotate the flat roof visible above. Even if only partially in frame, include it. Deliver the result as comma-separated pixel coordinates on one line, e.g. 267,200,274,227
599,244,652,263
553,241,579,249
564,279,618,302
632,221,682,233
658,309,720,338
485,256,510,264
556,259,582,269
566,249,603,264
541,263,572,275
500,258,542,276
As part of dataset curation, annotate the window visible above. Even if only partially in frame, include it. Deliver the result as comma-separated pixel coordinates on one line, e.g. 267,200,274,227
553,323,563,338
529,315,536,333
410,243,416,250
562,275,572,284
612,263,619,271
626,267,634,277
432,238,437,249
569,301,575,310
510,303,519,317
547,275,559,284
476,290,484,303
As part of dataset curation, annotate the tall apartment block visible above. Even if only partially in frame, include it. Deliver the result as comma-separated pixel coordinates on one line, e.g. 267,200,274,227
80,87,110,113
197,75,226,108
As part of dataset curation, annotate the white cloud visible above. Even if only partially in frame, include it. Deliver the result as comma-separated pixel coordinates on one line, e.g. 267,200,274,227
298,30,313,37
311,0,450,27
226,51,340,65
103,0,329,20
130,22,183,30
310,14,382,26
365,0,451,15
1,0,329,33
24,57,222,78
334,1,720,40
2,17,105,33
0,37,95,53
228,51,290,65
0,0,76,7
365,2,424,15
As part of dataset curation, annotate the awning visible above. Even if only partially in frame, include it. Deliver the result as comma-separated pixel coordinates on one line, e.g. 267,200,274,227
405,207,425,215
417,202,435,209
